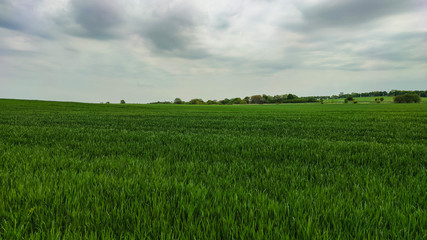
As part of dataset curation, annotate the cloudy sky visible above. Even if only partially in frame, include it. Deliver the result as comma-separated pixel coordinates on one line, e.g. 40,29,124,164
1,0,426,103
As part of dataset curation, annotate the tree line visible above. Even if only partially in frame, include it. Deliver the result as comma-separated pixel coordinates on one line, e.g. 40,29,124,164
140,89,426,105
147,90,423,105
167,94,318,105
331,90,427,99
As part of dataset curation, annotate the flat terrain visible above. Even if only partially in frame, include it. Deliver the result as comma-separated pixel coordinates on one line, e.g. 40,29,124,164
0,99,426,239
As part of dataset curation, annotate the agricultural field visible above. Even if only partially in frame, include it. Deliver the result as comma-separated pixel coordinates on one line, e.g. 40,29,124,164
0,99,426,239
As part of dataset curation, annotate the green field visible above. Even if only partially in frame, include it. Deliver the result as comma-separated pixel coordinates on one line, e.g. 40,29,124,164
0,99,426,239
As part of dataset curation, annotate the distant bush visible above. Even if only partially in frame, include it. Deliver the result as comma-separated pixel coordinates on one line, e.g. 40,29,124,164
282,98,318,103
221,98,232,105
353,100,358,104
189,99,204,104
287,94,298,100
174,98,183,104
250,95,265,104
150,101,172,104
393,94,421,103
344,99,349,104
120,100,126,104
207,100,218,105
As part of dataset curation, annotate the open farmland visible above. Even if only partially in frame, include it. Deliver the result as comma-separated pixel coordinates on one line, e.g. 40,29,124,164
0,99,426,239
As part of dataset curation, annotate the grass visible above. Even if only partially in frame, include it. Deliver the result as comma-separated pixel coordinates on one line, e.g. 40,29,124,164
0,99,426,239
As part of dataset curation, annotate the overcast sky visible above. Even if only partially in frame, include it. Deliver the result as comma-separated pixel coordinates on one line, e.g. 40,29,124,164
1,0,426,103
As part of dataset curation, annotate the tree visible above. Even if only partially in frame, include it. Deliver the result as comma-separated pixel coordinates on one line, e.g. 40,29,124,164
307,97,317,102
262,94,274,104
120,100,126,104
344,99,349,103
273,95,283,103
174,98,183,104
221,98,231,105
207,100,218,105
380,97,384,102
393,94,421,103
287,94,297,100
231,98,242,104
189,98,204,104
250,95,265,104
346,96,354,101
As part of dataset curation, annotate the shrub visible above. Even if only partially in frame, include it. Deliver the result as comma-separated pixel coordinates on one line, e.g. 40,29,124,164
174,98,183,104
250,95,265,104
189,99,204,104
353,100,358,104
344,99,349,104
393,94,421,103
120,100,126,104
207,100,218,105
287,94,298,100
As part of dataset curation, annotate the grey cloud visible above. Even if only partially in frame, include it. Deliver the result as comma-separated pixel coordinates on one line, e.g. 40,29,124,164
0,1,28,31
279,23,427,71
0,48,37,56
357,32,427,63
0,0,51,38
293,0,418,30
139,4,209,59
142,16,192,51
70,0,123,39
388,31,427,42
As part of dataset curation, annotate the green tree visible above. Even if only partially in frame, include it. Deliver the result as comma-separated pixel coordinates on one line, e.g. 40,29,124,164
231,98,242,104
287,94,297,100
393,94,421,103
120,100,126,104
174,98,183,104
250,95,265,104
207,100,218,105
221,98,231,105
262,94,274,104
189,99,204,104
273,95,283,103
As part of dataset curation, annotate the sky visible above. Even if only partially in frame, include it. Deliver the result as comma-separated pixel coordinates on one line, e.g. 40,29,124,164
1,0,426,103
